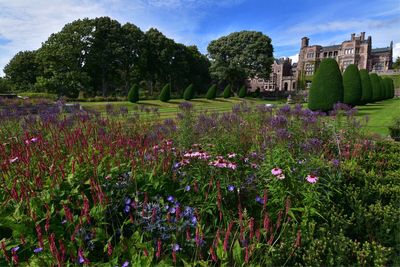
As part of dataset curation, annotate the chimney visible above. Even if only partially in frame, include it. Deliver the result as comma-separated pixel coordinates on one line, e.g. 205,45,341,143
351,33,355,41
360,32,365,41
301,37,309,48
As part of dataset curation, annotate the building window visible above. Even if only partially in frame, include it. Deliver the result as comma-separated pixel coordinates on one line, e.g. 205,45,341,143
333,51,338,57
258,79,263,83
344,48,354,55
355,48,360,54
307,52,314,58
305,63,314,75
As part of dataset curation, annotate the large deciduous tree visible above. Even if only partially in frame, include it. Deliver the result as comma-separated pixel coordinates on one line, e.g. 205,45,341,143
207,31,273,90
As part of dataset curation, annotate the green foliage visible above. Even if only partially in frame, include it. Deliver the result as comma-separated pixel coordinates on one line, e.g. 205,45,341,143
238,85,247,98
128,84,139,103
392,56,400,69
378,76,385,101
382,78,391,99
206,84,217,100
388,117,400,141
223,84,231,98
369,73,381,102
17,92,58,100
0,77,13,93
342,64,362,106
183,84,195,100
159,83,171,102
253,88,261,98
308,59,343,111
207,31,273,87
359,69,373,104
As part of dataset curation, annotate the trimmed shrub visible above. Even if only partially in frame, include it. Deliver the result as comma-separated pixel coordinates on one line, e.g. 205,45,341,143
390,78,395,98
128,84,139,103
382,78,391,99
308,59,343,111
183,84,195,100
223,84,231,98
359,69,373,104
159,84,171,102
343,64,362,106
238,85,247,98
206,84,217,100
378,76,385,100
253,88,261,98
369,73,381,102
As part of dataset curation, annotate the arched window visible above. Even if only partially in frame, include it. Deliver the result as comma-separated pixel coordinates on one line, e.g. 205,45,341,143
284,82,288,91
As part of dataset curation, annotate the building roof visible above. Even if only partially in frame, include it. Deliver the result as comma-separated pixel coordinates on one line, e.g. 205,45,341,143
321,45,341,51
371,47,391,53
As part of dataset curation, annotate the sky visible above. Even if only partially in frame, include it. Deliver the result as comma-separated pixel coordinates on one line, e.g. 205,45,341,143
0,0,399,76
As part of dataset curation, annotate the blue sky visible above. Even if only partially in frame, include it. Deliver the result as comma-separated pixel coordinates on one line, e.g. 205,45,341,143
0,0,399,76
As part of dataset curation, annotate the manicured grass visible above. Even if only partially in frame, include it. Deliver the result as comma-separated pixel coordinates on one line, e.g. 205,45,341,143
355,98,400,136
79,97,282,119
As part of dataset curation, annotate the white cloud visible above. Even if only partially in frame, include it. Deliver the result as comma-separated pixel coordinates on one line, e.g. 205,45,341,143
289,53,299,63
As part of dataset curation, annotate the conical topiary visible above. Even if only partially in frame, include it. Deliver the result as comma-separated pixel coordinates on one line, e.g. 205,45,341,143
343,64,362,106
206,84,217,100
128,84,139,103
308,59,343,111
159,83,171,102
223,84,231,98
369,73,381,102
238,85,247,98
359,69,373,104
183,84,195,100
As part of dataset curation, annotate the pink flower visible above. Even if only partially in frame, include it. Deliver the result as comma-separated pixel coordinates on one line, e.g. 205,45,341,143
271,168,282,176
306,174,318,184
227,153,236,158
276,173,285,180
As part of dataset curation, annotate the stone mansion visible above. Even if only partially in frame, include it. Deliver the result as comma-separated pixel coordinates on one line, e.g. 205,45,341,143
246,32,393,92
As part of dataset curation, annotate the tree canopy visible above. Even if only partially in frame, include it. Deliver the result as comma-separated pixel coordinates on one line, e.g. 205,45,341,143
207,31,274,89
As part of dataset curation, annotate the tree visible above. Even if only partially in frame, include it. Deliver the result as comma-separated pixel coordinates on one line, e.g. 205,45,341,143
206,84,217,100
128,84,139,103
207,31,273,89
223,84,231,98
3,50,41,91
159,83,171,102
393,56,400,69
308,58,343,111
238,85,247,98
359,69,373,104
342,64,362,106
183,84,195,100
369,73,381,102
0,77,13,93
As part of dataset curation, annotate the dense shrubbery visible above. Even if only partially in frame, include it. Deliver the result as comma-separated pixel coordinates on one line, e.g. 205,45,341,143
308,59,343,111
0,99,398,266
343,64,362,106
183,84,195,100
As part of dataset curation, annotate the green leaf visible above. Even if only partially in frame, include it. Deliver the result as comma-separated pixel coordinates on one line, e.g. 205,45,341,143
233,240,243,265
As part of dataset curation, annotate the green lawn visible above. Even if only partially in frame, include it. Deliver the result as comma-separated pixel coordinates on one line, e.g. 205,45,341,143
355,98,400,136
79,97,399,136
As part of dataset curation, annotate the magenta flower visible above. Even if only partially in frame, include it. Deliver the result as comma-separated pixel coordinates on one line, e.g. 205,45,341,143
306,174,318,184
271,168,282,176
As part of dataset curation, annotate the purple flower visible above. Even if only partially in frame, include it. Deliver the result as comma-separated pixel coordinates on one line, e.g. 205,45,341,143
185,185,191,192
167,196,174,202
190,216,198,226
124,205,131,213
122,261,130,267
227,185,235,192
255,196,264,204
34,247,43,253
125,198,132,205
11,246,20,252
172,244,181,252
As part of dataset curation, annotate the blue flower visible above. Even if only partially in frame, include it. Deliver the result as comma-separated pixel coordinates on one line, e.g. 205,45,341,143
185,185,191,192
34,247,43,253
125,198,131,205
190,216,197,226
172,243,181,252
227,185,235,192
167,195,174,202
11,246,20,252
255,196,264,204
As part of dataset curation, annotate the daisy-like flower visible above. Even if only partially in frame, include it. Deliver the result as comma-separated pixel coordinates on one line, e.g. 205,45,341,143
271,168,282,176
227,153,236,158
9,157,19,163
276,173,285,180
306,174,318,184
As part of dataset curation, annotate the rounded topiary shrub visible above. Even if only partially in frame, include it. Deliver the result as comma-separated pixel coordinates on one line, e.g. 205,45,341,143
308,59,343,111
238,85,247,98
223,84,231,98
359,69,373,104
343,64,362,106
382,78,392,99
183,84,195,101
369,73,381,102
206,84,217,100
378,76,385,101
390,78,395,98
159,84,171,102
128,84,139,103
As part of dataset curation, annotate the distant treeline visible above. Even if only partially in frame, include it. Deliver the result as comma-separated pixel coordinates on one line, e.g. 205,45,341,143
0,17,274,99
